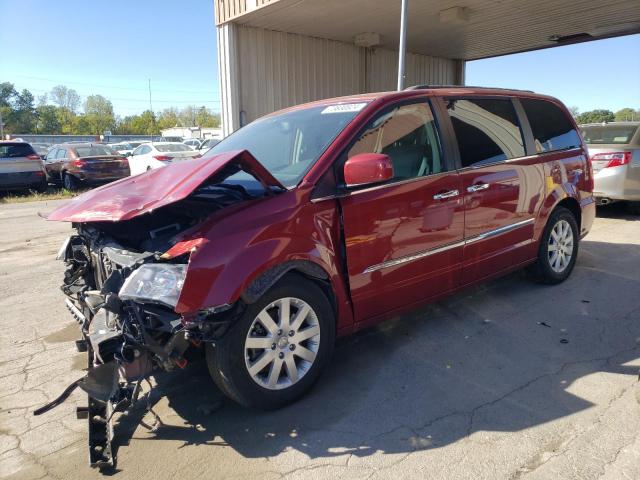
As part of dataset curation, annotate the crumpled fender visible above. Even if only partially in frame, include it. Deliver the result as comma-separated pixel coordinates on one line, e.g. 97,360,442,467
174,193,354,332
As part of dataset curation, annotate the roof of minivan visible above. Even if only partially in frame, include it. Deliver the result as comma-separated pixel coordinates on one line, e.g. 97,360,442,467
270,86,562,116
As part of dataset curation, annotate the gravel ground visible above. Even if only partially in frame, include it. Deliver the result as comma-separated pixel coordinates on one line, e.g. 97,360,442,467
0,200,639,480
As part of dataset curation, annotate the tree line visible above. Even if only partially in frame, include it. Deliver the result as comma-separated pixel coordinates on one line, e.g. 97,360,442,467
0,82,220,136
569,106,639,124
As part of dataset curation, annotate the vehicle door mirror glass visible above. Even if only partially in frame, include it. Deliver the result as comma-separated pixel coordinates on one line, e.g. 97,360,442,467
344,153,394,187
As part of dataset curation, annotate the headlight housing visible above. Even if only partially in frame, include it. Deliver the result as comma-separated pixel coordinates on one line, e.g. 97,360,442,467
119,264,187,308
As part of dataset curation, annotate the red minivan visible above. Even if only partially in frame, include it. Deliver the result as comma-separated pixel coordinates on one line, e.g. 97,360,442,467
44,87,594,466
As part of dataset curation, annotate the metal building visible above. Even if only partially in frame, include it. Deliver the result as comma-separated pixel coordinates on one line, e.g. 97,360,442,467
214,0,640,136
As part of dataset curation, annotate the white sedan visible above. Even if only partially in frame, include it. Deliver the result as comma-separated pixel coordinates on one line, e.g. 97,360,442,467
128,142,201,175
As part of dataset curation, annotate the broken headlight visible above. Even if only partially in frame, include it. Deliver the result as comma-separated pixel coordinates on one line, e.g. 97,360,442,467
119,264,187,308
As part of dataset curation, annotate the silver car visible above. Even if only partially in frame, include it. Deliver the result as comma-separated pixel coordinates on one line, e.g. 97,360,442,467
0,142,47,192
580,122,640,207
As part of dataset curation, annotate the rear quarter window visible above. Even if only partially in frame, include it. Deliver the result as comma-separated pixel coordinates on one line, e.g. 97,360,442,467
0,143,36,158
521,99,581,153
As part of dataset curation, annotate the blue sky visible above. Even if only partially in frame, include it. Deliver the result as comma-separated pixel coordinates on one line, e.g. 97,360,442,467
0,0,220,116
466,34,640,113
1,0,638,117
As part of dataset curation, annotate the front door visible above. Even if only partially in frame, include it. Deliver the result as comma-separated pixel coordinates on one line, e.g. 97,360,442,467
339,100,464,324
443,97,541,285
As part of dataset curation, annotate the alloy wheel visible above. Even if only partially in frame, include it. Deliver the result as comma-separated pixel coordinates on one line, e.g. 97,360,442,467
548,219,574,273
244,297,321,390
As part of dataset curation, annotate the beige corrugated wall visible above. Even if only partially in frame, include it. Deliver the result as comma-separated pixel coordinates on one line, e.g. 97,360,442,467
227,25,460,128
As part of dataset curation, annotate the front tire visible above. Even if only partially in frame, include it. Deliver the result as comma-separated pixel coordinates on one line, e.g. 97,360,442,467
529,206,579,284
206,274,335,409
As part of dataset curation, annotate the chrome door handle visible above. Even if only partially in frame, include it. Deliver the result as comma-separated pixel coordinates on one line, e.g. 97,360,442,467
466,183,490,193
433,189,459,200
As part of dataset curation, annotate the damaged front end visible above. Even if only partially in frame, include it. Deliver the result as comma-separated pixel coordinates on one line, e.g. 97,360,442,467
35,150,285,469
37,226,195,467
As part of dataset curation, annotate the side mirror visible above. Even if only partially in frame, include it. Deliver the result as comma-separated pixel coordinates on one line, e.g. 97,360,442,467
344,153,394,187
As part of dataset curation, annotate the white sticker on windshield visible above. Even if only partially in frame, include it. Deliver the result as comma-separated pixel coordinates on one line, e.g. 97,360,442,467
321,103,367,114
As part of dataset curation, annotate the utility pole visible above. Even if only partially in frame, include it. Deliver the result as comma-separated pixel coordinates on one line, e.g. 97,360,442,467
397,0,408,90
148,79,157,138
148,78,153,113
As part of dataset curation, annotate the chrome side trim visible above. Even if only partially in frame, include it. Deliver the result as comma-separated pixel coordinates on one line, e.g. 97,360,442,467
363,239,465,274
362,217,535,273
464,218,535,244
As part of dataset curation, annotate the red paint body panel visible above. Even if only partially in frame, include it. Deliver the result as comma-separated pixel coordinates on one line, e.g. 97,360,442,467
343,153,394,186
46,150,284,223
339,173,465,324
460,161,544,285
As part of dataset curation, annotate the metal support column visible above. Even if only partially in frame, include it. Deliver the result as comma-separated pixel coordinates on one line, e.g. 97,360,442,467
397,0,408,90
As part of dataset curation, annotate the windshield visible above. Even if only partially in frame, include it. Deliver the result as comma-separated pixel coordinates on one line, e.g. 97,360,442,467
155,143,192,152
208,103,367,187
74,145,118,157
580,125,638,145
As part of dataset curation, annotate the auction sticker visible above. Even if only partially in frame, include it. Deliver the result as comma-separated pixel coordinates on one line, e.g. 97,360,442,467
321,103,367,114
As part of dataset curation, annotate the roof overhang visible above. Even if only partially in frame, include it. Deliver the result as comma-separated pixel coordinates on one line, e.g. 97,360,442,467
220,0,640,60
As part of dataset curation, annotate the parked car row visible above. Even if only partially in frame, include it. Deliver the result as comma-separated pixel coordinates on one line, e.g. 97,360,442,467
0,136,222,192
2,121,635,208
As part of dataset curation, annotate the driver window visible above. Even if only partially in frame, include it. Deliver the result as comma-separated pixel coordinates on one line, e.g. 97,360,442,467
348,102,443,181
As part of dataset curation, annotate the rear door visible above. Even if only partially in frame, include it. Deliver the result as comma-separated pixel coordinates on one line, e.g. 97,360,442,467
443,97,542,285
338,99,464,324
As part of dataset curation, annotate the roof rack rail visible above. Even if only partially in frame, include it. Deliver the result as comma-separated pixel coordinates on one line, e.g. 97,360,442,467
405,84,534,93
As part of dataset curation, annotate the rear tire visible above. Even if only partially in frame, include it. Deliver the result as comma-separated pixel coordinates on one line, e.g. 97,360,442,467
63,172,78,191
528,206,579,284
206,274,335,410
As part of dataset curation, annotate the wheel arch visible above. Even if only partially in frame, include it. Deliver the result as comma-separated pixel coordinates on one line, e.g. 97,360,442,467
240,260,338,317
555,197,581,230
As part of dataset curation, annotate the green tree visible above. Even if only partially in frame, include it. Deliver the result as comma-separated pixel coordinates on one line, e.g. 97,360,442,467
194,106,220,127
157,108,181,130
568,106,579,118
73,115,92,135
0,82,17,108
84,95,115,134
36,105,61,134
55,107,77,134
132,110,158,135
10,89,37,133
614,108,639,122
575,109,615,124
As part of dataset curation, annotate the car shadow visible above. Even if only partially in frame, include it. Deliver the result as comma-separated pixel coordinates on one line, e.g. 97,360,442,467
111,239,640,465
596,202,639,220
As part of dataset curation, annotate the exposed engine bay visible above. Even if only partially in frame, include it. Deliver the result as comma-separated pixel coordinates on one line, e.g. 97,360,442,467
34,181,267,469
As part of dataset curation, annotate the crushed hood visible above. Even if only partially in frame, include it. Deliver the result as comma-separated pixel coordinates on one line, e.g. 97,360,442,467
46,150,285,223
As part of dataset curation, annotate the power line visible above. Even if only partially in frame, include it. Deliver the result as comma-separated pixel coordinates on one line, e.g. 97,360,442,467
12,74,220,95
